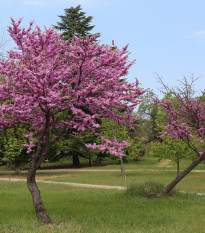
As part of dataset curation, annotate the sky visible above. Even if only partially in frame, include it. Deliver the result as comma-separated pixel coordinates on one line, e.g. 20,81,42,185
0,0,205,98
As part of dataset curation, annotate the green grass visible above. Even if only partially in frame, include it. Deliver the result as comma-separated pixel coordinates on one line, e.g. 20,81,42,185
1,181,205,233
2,157,205,193
40,170,205,193
1,157,205,232
126,180,168,198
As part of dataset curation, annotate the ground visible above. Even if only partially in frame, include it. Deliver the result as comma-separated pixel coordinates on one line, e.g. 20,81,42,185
1,157,205,232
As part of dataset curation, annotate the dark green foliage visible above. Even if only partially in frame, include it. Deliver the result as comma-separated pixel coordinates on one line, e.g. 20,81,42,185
47,129,98,166
53,5,100,42
0,124,31,173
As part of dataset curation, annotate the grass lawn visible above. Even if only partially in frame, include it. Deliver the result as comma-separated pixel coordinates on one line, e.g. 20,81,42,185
1,157,205,193
41,170,205,193
0,159,205,193
1,181,205,233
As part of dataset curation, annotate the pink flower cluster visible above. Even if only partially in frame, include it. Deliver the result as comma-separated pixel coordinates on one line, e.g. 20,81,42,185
86,136,130,158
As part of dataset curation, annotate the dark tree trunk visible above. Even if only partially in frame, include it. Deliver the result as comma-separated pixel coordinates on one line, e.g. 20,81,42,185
72,154,80,167
15,162,21,175
96,156,102,165
120,157,127,183
163,153,205,195
27,160,51,223
26,112,60,223
88,156,92,166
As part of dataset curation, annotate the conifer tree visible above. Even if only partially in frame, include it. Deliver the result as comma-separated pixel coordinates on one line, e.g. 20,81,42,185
54,5,100,42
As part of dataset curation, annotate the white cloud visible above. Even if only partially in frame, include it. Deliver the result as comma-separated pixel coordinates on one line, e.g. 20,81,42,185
193,30,205,37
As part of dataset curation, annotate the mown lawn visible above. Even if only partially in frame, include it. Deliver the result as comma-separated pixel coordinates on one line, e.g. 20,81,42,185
1,181,205,233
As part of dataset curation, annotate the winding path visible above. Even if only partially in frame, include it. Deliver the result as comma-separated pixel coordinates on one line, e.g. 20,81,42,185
0,177,126,190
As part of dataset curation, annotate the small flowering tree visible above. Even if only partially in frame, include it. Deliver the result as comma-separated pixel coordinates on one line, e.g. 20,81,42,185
0,19,145,223
156,77,205,194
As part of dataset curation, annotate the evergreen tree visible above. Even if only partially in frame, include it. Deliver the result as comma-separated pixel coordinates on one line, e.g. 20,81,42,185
53,5,100,166
54,5,100,42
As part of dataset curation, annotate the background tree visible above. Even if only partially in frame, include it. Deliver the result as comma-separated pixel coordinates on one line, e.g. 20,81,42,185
137,89,160,141
51,129,97,167
94,117,146,181
46,110,97,167
96,118,130,181
0,124,31,174
150,138,191,175
0,19,145,223
53,5,100,42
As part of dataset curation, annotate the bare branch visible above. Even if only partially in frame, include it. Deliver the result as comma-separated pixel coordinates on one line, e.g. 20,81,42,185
0,28,9,60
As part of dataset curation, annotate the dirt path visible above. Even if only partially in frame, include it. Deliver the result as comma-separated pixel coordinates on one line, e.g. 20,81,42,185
2,168,205,174
0,177,126,190
0,169,125,174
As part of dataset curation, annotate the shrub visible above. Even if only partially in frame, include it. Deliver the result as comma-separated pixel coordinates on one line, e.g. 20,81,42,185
126,180,174,198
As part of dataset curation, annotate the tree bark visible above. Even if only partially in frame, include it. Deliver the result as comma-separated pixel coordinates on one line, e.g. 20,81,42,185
163,153,205,195
27,160,51,223
72,154,80,167
88,156,92,166
120,157,127,183
15,162,21,175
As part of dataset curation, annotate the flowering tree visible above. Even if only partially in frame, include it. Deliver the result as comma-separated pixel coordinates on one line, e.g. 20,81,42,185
156,77,205,194
0,18,145,223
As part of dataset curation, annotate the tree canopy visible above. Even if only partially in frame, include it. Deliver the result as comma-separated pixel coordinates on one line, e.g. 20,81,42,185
53,5,100,42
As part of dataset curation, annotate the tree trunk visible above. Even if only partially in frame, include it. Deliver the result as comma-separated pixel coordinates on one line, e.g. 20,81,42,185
73,154,80,167
120,157,127,183
15,162,21,175
27,161,51,223
96,156,102,165
177,158,180,176
88,156,92,166
163,153,205,195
